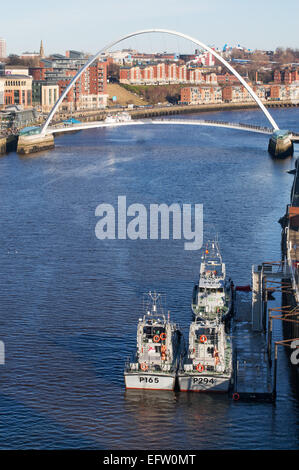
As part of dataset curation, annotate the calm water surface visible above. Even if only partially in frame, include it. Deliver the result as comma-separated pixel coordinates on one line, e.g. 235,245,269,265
0,107,298,449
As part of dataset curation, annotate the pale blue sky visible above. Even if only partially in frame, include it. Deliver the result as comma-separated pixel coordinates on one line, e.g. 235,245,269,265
1,0,299,55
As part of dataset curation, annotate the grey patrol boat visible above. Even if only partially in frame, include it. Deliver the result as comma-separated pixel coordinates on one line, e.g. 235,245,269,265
124,292,185,391
178,239,233,393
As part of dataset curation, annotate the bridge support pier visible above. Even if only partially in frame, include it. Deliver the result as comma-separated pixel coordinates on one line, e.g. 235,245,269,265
17,134,55,155
268,131,294,159
0,135,18,155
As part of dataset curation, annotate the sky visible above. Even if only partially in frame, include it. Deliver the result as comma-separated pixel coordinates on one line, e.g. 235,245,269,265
1,0,299,56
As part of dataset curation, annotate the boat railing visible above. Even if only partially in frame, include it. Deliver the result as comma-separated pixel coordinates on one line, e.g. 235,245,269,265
124,357,177,374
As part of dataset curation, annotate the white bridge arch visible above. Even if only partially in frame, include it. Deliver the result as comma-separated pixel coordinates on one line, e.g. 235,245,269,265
41,29,279,135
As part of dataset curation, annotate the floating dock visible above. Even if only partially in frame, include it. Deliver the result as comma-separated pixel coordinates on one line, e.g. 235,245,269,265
232,293,274,402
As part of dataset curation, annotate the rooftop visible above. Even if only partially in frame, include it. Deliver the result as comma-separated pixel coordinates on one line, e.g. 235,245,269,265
0,74,31,79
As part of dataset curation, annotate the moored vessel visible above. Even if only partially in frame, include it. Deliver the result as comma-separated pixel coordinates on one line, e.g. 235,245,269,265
124,292,185,391
178,239,233,392
191,239,233,325
178,317,233,392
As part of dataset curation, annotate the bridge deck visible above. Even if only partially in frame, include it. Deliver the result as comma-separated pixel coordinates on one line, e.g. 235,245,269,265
46,118,273,136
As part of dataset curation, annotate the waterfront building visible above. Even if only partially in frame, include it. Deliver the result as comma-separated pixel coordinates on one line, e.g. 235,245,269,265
0,79,4,107
32,81,59,112
0,38,6,58
270,84,299,102
120,63,220,85
30,57,108,112
0,75,32,109
181,83,268,105
180,85,223,104
5,65,29,76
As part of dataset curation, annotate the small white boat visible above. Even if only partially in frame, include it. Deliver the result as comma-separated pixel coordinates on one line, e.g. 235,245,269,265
104,112,132,124
104,114,118,124
124,292,185,391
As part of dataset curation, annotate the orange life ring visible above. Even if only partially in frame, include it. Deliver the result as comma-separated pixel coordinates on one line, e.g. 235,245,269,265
160,333,166,341
140,362,148,371
161,353,166,361
196,363,204,373
161,345,166,353
153,335,160,343
200,335,207,343
233,392,240,401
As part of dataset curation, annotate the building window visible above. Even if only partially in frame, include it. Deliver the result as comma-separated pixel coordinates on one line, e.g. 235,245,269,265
14,90,20,104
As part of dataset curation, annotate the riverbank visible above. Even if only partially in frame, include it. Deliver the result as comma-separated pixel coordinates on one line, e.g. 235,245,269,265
1,99,298,153
52,100,299,124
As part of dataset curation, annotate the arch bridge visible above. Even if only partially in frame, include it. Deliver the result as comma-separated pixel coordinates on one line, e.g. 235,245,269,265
17,29,293,157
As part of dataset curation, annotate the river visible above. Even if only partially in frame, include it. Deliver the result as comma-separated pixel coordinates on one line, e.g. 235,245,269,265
0,107,298,449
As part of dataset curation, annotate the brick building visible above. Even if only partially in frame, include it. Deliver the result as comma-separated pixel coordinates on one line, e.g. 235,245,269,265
273,68,299,84
181,83,268,105
29,57,108,112
180,86,222,104
120,63,218,85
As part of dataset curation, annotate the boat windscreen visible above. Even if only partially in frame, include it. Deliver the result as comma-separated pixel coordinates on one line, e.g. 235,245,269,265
143,326,165,338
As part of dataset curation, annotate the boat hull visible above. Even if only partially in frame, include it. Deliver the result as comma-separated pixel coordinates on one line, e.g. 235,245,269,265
178,373,231,393
124,372,176,391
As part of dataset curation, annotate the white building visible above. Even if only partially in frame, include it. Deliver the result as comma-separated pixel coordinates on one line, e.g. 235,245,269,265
0,38,6,58
0,79,4,106
5,65,29,76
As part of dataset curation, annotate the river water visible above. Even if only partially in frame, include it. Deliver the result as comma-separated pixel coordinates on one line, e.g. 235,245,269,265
0,107,298,450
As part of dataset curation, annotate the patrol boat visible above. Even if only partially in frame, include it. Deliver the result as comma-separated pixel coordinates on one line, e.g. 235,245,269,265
178,317,233,392
124,292,185,391
178,240,233,392
191,239,233,324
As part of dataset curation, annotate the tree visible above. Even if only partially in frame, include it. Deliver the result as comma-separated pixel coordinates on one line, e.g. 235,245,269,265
107,63,120,83
6,54,23,65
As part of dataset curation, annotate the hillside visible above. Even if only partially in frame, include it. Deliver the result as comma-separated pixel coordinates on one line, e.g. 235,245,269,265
107,83,148,107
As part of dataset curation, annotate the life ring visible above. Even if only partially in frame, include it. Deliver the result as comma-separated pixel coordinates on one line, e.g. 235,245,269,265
153,335,160,343
161,345,166,353
200,335,207,343
160,333,166,341
140,362,148,371
161,353,166,361
232,392,240,401
196,363,204,373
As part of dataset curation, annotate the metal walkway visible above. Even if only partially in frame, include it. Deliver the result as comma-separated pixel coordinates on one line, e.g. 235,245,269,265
232,294,274,402
45,118,274,137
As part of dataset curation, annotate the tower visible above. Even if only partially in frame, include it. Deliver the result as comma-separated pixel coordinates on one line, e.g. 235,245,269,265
0,38,6,58
40,40,45,58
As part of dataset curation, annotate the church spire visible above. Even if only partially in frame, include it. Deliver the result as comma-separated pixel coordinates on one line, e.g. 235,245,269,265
40,40,45,58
